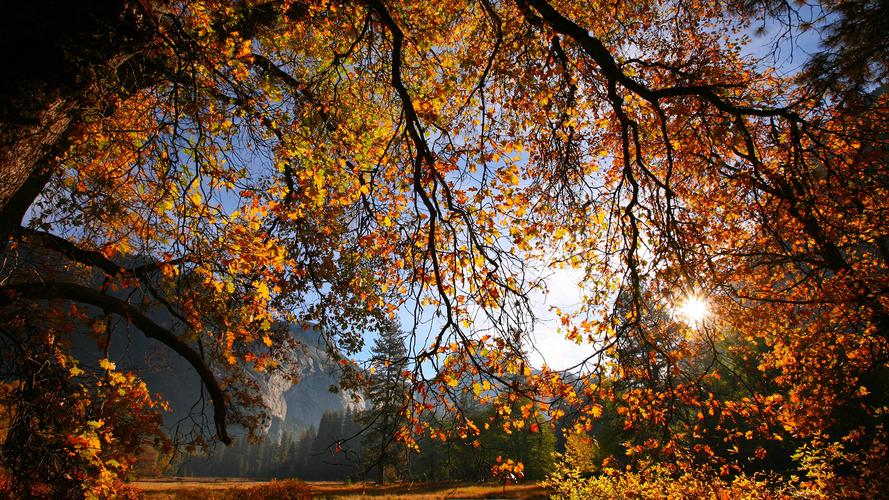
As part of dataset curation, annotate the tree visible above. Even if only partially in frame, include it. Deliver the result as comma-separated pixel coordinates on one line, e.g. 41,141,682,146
360,319,410,482
0,0,886,494
739,0,889,99
0,315,167,497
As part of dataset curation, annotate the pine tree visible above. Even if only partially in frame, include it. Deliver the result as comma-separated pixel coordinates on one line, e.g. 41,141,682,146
292,426,316,478
360,319,410,482
309,412,340,479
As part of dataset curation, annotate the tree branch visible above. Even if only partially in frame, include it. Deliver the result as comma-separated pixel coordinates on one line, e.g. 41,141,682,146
0,281,232,445
14,226,192,328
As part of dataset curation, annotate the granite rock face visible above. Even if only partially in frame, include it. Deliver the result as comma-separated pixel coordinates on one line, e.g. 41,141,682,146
253,328,364,443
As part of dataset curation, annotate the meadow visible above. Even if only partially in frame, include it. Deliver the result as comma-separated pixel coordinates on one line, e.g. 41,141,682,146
135,478,550,499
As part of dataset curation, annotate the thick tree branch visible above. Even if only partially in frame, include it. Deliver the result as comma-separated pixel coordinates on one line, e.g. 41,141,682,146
0,281,232,445
364,0,457,344
521,0,796,118
14,227,192,328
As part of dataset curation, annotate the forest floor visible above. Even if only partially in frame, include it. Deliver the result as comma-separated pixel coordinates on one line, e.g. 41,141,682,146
134,478,550,499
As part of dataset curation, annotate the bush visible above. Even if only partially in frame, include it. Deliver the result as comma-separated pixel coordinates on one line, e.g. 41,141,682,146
544,456,792,499
229,479,313,499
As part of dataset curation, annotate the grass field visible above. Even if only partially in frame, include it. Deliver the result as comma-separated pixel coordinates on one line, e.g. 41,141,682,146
134,478,550,499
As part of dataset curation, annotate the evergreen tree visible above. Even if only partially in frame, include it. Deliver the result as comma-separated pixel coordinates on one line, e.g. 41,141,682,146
308,412,339,479
290,425,316,478
450,399,556,481
360,319,411,482
339,407,364,473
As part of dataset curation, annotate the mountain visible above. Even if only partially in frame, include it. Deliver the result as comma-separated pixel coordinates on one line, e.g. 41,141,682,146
255,327,365,443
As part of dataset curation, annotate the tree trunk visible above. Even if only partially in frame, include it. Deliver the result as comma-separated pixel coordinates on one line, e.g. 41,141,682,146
0,97,74,233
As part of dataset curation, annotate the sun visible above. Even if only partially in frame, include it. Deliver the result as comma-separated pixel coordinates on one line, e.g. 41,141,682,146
676,295,709,328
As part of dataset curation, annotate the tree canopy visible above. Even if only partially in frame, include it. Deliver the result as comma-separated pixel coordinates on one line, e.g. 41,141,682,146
0,0,886,495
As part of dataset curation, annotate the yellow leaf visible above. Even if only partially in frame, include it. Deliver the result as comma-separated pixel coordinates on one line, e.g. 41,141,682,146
256,281,270,300
472,382,483,396
591,404,603,418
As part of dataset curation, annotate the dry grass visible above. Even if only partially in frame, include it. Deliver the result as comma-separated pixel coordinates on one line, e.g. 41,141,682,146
137,478,273,491
135,478,311,499
308,480,549,499
133,478,549,499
